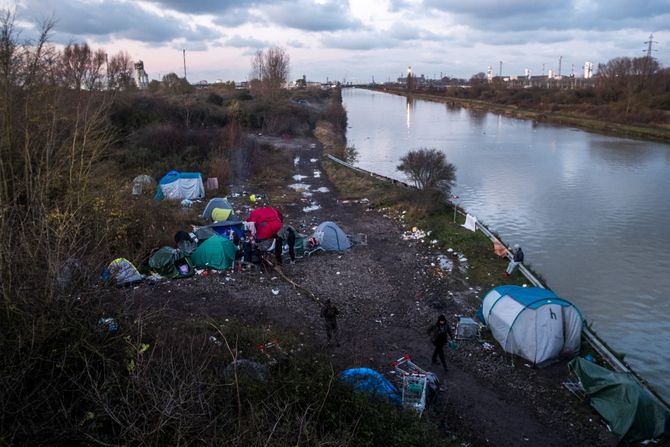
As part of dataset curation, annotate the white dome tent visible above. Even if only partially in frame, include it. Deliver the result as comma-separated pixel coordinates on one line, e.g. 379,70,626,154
481,285,583,366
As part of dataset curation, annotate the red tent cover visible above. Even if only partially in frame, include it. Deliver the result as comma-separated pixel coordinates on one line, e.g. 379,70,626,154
248,207,283,240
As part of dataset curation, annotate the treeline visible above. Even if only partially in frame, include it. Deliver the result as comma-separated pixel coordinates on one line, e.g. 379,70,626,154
392,56,670,127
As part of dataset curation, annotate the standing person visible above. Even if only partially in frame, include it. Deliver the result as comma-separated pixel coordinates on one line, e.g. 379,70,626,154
427,314,453,371
274,224,296,265
504,244,524,276
320,299,340,346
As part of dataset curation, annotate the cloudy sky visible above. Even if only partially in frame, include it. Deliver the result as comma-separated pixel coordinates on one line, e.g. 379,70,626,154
8,0,670,83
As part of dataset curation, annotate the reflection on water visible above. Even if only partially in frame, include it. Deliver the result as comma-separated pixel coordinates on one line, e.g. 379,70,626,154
589,138,659,166
405,96,414,129
343,88,670,402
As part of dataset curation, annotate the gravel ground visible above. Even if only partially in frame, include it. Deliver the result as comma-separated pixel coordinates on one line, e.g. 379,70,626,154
123,136,622,446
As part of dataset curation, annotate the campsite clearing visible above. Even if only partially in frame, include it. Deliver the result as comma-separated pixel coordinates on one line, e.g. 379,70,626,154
109,135,622,446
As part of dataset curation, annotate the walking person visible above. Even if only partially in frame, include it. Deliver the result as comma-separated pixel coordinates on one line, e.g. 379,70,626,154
427,314,453,371
320,299,339,346
504,244,524,276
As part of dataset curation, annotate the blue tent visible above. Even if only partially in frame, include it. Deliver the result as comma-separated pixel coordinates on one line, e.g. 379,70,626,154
340,368,401,404
155,171,205,201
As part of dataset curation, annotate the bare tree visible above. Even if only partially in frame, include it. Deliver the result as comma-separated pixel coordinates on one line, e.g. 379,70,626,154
249,47,290,100
107,50,134,90
397,148,456,196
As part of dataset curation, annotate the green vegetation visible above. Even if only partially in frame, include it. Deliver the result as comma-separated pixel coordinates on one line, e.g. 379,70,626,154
0,10,456,444
322,159,528,294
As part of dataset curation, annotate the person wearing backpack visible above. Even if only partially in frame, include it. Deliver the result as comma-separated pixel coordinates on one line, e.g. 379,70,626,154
427,314,453,371
320,299,340,346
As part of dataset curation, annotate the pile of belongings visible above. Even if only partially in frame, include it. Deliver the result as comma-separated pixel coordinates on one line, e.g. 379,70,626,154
101,258,145,287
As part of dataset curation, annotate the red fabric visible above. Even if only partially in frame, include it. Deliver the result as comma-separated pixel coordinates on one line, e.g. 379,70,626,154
248,207,283,240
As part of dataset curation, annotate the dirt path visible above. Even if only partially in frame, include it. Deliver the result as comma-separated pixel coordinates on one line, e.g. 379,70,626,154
128,137,618,446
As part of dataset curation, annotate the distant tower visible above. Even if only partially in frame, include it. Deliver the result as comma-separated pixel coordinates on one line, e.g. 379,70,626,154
548,69,554,79
583,61,593,79
524,68,530,78
487,65,493,82
499,60,503,77
134,61,149,89
406,65,413,91
558,56,562,77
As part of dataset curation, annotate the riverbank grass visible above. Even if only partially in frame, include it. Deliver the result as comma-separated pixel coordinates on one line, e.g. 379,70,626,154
322,159,528,293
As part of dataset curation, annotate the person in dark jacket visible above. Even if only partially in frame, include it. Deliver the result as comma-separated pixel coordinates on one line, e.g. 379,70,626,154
427,314,453,371
273,224,296,265
320,299,339,346
504,244,524,276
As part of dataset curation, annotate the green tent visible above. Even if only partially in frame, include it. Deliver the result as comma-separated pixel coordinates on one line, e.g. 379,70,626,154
191,235,237,270
568,357,669,442
148,247,194,279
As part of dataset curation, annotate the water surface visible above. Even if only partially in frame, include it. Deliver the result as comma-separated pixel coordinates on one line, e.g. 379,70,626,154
344,88,670,401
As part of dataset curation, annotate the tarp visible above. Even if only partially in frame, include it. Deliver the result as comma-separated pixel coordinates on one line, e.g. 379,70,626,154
154,171,205,201
340,368,401,404
202,197,233,221
248,207,283,240
148,247,194,279
462,213,477,232
103,258,145,287
569,358,669,442
314,221,351,251
191,235,237,270
132,175,155,195
197,216,245,240
482,285,583,366
493,241,508,257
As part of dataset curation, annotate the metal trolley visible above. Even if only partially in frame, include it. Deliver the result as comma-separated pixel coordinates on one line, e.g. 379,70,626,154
392,354,430,416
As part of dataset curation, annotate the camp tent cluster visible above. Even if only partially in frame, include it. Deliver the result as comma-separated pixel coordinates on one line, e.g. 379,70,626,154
105,180,353,285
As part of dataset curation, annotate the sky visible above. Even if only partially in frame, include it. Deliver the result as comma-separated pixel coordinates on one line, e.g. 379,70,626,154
7,0,670,83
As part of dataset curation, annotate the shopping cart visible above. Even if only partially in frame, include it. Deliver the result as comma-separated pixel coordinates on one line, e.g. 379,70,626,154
391,354,430,416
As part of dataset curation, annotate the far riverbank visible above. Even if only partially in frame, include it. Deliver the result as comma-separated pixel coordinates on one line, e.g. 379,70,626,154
364,86,670,144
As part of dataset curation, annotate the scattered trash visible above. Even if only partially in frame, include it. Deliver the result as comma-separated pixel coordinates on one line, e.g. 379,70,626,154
292,174,308,181
271,289,280,296
482,342,494,350
360,198,369,204
208,335,222,346
98,317,118,333
288,183,310,191
402,227,427,241
180,199,193,207
437,254,453,272
303,203,321,212
313,170,321,178
293,156,300,166
315,187,330,193
310,158,317,163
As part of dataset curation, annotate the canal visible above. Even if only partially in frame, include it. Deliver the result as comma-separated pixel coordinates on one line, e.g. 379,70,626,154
343,87,670,401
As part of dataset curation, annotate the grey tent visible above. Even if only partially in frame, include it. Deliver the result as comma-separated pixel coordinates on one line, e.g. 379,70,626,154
132,175,155,195
314,221,351,251
202,197,233,222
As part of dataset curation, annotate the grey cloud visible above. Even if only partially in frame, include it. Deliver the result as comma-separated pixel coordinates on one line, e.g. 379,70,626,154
387,22,446,41
287,40,305,48
143,0,258,15
423,0,670,33
320,31,400,50
20,0,223,44
213,8,262,27
263,0,362,31
226,35,272,49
